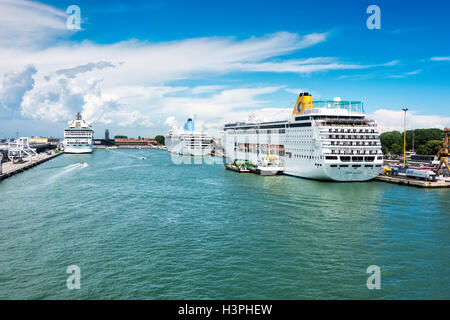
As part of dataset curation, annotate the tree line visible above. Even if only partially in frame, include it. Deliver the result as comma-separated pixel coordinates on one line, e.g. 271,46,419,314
379,128,444,155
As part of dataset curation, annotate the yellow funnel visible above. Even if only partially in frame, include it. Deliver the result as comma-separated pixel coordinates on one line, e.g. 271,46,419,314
292,92,314,115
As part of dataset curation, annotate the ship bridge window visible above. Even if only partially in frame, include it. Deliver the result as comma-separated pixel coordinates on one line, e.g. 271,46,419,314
295,116,310,121
289,122,311,128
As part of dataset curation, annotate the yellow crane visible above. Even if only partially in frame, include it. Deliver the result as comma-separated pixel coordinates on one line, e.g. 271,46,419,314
402,107,408,167
435,128,450,173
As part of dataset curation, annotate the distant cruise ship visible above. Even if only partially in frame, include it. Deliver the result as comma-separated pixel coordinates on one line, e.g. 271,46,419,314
223,92,383,181
63,112,94,154
165,118,212,156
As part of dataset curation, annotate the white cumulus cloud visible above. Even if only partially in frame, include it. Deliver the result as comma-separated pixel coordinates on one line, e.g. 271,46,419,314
0,64,37,119
369,109,450,133
0,0,68,48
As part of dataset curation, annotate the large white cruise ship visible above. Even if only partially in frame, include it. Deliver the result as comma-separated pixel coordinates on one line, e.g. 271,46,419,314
63,112,94,154
223,92,383,181
165,118,212,156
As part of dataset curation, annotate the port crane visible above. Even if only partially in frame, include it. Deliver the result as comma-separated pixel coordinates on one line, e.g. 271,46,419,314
435,128,449,173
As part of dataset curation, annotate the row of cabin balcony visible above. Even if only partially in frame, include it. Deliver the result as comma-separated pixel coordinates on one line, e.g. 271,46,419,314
326,149,382,155
326,141,380,147
326,128,377,134
326,135,379,140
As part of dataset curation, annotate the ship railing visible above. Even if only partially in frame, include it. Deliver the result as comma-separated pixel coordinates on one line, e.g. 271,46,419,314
315,122,378,128
313,100,364,113
325,135,379,140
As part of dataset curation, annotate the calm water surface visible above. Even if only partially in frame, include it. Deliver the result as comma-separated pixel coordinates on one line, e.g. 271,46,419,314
0,150,448,299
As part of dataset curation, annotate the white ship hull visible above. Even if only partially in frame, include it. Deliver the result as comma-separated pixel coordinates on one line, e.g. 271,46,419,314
284,162,381,181
168,142,211,156
229,150,381,181
180,146,211,156
64,144,93,154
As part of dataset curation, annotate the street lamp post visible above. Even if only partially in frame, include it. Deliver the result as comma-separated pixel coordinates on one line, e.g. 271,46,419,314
402,107,408,168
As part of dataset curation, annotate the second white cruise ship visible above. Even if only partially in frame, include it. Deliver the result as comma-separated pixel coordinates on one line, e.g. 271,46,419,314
223,92,383,181
165,118,212,156
63,112,94,154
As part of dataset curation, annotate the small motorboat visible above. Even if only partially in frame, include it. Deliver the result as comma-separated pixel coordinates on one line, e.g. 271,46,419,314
79,161,88,167
256,166,283,176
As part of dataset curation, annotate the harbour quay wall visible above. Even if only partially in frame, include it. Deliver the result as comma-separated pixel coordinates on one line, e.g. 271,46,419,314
375,174,450,188
0,152,63,181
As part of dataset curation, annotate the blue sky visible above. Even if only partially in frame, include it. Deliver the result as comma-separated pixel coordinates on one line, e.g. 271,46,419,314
0,0,449,138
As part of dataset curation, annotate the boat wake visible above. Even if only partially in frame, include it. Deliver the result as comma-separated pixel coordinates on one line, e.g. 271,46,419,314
106,164,149,171
128,154,146,160
48,163,88,182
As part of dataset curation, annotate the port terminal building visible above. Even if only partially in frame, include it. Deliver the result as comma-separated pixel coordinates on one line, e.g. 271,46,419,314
93,138,158,148
115,139,157,148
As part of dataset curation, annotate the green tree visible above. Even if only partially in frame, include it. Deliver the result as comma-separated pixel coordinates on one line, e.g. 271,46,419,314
380,131,402,152
390,143,403,155
416,140,443,155
114,135,128,139
404,129,444,150
381,146,389,155
416,145,429,155
381,129,444,153
155,135,165,145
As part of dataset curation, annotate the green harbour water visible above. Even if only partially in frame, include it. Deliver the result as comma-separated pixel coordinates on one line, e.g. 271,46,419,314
0,149,448,299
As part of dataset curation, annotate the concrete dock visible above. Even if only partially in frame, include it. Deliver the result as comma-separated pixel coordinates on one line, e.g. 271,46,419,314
375,174,450,188
0,152,63,181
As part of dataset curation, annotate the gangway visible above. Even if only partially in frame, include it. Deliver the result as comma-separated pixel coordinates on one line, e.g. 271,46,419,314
8,137,38,162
